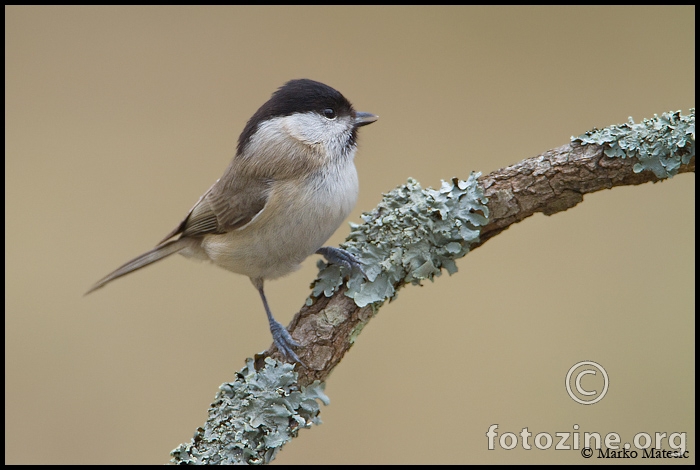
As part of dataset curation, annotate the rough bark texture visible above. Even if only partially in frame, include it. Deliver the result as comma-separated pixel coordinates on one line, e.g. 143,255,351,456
258,141,695,386
172,110,695,463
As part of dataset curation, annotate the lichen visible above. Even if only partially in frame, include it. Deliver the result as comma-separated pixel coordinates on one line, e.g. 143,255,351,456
170,357,329,465
572,108,695,178
310,172,489,308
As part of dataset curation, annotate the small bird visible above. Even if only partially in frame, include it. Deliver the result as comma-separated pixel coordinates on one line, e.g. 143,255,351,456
87,79,377,363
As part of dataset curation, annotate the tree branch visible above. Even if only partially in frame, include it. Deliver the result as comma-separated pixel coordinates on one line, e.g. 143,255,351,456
171,109,694,464
478,138,692,246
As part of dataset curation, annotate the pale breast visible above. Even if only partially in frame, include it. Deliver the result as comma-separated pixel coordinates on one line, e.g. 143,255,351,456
198,161,358,280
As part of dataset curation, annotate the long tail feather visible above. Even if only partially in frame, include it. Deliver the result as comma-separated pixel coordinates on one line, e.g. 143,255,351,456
85,239,189,295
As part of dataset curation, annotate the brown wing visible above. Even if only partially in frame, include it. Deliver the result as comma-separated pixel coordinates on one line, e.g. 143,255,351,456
158,175,271,245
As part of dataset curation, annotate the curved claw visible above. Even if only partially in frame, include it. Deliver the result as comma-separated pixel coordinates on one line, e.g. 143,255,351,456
253,278,304,365
269,319,302,364
316,247,367,279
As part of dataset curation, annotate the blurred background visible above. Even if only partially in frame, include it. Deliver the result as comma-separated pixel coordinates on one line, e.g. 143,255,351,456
5,6,694,464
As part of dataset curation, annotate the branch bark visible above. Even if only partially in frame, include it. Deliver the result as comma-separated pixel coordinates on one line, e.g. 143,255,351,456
262,141,695,387
171,110,695,464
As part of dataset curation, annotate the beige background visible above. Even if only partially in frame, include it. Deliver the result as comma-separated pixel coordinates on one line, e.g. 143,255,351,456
5,6,694,465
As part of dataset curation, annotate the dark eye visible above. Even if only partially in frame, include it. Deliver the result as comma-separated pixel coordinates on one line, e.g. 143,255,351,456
323,108,336,119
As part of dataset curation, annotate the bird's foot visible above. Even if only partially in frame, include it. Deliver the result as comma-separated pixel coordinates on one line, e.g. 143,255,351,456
316,246,367,278
269,319,302,364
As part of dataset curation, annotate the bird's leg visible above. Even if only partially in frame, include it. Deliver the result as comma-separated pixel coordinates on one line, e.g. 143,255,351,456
252,278,302,364
316,246,366,278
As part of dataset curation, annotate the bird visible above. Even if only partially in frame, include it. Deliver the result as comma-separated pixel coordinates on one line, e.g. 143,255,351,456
86,78,377,364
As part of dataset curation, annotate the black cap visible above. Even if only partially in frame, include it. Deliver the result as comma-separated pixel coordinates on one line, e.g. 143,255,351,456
237,79,356,156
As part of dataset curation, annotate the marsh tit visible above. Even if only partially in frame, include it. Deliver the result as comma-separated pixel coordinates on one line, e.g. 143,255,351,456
87,79,377,364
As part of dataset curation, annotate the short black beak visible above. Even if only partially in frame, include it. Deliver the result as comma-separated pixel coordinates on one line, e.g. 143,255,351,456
354,112,378,127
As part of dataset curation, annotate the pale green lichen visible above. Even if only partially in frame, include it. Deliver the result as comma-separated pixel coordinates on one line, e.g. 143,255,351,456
572,109,695,178
170,357,329,465
311,172,489,308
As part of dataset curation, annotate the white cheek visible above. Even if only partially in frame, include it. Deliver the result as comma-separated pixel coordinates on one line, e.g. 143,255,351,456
283,113,324,144
247,118,300,156
282,113,353,153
